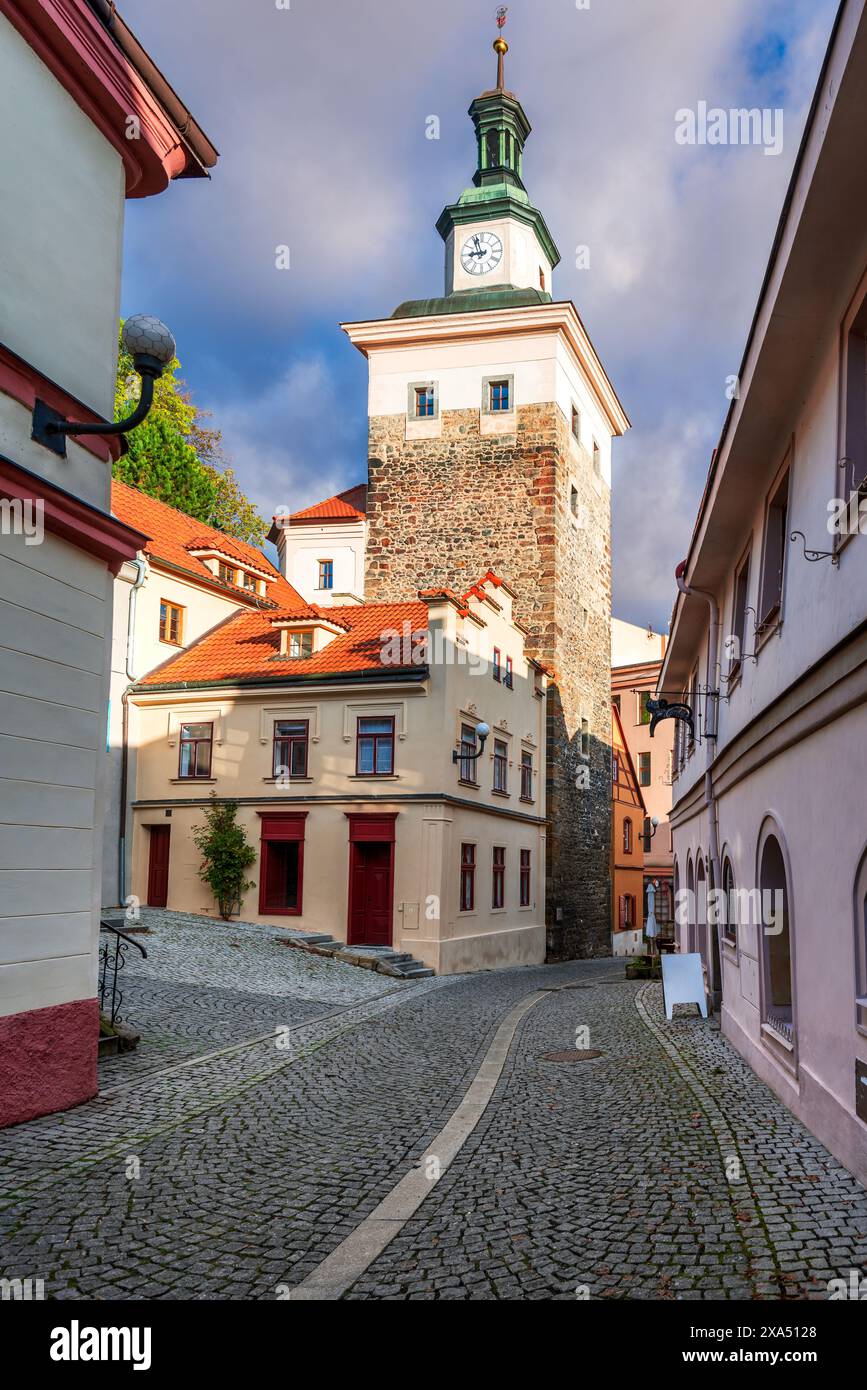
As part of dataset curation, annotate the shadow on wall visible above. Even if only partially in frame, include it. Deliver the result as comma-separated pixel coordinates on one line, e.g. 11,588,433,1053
545,680,612,962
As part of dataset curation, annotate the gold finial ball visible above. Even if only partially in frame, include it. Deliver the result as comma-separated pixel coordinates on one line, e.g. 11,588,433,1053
493,37,509,56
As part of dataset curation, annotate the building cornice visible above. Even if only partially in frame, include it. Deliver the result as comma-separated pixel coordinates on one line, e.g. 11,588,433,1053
342,299,630,437
0,0,217,198
0,451,147,573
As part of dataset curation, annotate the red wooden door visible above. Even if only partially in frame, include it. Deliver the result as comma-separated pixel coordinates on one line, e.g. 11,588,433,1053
348,842,393,946
147,826,171,907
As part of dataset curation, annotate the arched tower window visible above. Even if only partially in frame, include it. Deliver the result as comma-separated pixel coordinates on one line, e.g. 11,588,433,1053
486,129,500,168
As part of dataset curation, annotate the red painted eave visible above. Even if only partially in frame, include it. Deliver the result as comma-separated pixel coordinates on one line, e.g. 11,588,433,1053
0,0,218,198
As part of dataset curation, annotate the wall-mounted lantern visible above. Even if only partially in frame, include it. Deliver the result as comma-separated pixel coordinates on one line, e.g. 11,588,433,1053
32,314,176,459
640,815,660,851
452,721,490,766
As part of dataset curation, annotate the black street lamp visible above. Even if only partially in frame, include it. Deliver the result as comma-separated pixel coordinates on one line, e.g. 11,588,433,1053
32,314,175,459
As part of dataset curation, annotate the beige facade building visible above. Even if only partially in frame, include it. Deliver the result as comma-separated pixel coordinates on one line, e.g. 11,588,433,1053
660,0,867,1186
127,568,549,974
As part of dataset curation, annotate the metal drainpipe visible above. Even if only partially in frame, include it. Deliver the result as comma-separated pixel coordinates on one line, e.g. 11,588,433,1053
675,561,723,1004
118,556,148,905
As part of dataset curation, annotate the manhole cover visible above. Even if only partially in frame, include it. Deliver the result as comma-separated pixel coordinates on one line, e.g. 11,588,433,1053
539,1049,603,1063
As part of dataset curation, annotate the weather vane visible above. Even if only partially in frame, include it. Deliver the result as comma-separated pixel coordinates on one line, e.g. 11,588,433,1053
494,7,509,89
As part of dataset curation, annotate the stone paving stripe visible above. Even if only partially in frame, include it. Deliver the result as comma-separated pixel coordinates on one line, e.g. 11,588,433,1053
285,989,549,1300
98,986,411,1098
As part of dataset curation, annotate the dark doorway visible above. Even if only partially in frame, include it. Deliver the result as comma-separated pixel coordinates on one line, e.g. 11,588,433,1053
348,841,394,946
147,825,171,907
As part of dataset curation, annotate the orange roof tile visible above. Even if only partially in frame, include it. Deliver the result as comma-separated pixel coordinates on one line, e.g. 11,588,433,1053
111,480,307,609
284,483,367,524
136,599,429,687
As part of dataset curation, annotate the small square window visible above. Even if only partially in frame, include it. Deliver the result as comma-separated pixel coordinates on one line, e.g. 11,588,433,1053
483,375,514,416
288,631,314,660
409,382,438,419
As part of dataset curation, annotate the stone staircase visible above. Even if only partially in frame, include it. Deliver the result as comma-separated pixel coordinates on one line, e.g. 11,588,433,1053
280,933,435,979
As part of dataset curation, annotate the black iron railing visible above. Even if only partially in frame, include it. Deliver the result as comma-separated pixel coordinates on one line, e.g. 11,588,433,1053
99,919,147,1027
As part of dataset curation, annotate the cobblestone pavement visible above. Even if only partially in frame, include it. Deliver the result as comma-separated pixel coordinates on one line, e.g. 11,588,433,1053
1,932,865,1302
99,909,413,1083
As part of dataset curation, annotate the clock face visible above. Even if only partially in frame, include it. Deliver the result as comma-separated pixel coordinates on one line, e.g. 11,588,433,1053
461,231,503,276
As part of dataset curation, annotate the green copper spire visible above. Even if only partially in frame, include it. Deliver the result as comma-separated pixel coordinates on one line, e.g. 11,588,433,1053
434,27,560,272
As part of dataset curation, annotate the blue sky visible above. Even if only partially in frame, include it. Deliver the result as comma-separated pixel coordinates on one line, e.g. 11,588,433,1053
119,0,839,631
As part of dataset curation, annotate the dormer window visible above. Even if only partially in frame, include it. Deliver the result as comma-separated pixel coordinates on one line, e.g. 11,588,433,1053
289,632,314,660
218,562,235,586
240,571,258,592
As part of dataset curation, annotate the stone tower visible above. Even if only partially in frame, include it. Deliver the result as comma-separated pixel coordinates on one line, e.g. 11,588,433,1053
343,32,629,958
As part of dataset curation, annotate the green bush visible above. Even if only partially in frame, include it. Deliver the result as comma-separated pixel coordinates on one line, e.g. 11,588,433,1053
192,796,256,920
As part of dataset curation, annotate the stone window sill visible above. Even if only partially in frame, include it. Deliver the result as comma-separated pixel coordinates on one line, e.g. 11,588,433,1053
171,778,216,785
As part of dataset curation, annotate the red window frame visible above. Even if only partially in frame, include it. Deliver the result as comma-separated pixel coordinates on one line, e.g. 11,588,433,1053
520,848,531,907
504,656,513,690
493,739,508,793
258,814,307,916
178,722,213,779
492,647,501,682
492,846,505,909
356,716,395,776
460,843,475,912
520,749,533,802
273,719,309,779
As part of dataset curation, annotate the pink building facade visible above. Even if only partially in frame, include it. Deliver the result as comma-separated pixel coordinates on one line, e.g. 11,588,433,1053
660,0,867,1186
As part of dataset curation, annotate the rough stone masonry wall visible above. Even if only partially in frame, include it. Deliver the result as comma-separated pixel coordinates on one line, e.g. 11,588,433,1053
365,402,612,958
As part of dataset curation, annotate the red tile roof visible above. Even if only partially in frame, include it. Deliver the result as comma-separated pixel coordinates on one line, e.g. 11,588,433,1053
111,481,306,608
137,599,429,687
283,483,367,524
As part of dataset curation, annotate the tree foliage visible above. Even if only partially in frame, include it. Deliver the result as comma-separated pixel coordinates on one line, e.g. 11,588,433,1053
112,323,266,544
192,796,257,920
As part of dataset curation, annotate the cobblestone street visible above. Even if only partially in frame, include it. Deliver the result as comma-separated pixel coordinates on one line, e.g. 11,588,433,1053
1,914,865,1302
